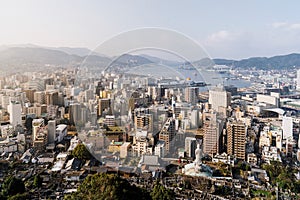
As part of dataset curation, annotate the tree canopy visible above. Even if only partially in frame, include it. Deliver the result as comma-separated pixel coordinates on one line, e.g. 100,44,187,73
1,176,25,198
262,161,300,193
64,173,150,200
33,174,42,188
72,143,92,160
150,181,175,200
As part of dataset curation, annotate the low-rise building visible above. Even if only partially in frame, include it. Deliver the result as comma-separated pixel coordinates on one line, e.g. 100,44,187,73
120,142,131,158
261,146,281,164
132,130,153,156
154,140,165,158
212,152,235,166
56,124,67,143
247,153,258,166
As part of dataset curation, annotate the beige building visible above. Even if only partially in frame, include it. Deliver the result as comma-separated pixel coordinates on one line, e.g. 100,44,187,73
226,120,247,160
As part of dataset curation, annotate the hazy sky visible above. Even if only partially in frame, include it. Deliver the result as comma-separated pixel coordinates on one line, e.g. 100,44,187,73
1,0,300,59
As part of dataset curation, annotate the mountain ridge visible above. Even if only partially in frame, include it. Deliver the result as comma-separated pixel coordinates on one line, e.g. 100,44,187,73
0,45,300,70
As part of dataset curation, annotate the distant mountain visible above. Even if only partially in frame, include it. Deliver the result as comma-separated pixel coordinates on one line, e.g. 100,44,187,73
0,44,104,57
54,47,93,57
1,44,300,71
138,54,181,66
0,47,154,73
0,47,111,74
192,57,215,68
112,54,153,65
213,53,300,69
0,47,82,66
212,58,236,66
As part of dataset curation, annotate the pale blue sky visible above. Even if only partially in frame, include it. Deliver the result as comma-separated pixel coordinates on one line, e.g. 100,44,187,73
1,0,300,59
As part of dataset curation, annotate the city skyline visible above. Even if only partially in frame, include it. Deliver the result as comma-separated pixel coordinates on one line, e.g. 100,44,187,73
1,1,300,59
1,1,300,199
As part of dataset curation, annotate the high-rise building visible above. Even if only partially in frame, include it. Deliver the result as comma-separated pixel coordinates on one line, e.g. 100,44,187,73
7,101,22,127
85,89,94,102
56,124,67,143
185,87,199,104
156,85,165,100
32,118,45,141
282,116,293,140
185,137,197,158
134,113,153,132
154,140,165,158
209,88,231,112
226,120,247,160
159,118,176,153
34,91,45,104
98,98,111,117
190,109,200,129
1,95,10,110
69,103,81,125
24,89,36,103
45,91,58,105
203,112,223,156
47,120,56,144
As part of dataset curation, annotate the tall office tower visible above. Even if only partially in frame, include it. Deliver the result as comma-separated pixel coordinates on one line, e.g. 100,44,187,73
190,109,200,129
297,69,300,90
147,86,156,100
98,98,111,117
34,91,45,104
81,107,88,124
184,87,199,104
45,91,58,105
69,103,81,125
159,118,176,153
226,120,247,160
85,89,94,102
1,95,9,111
209,88,231,112
156,85,166,101
47,120,56,144
32,118,45,141
24,89,36,103
203,112,223,156
185,137,197,158
57,92,65,107
282,116,293,140
95,81,105,97
7,101,22,127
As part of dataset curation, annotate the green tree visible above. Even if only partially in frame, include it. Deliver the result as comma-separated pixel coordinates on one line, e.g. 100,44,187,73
72,143,92,160
7,193,29,200
33,175,42,188
150,182,175,200
263,161,298,192
1,176,25,197
65,173,150,200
